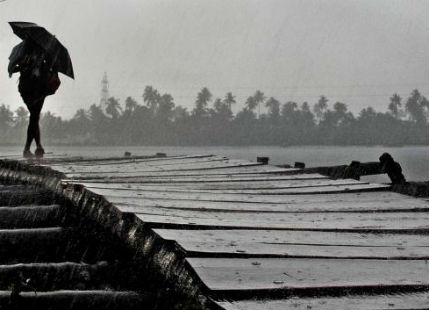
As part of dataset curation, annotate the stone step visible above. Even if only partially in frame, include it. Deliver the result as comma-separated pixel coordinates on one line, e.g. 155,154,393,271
0,227,74,264
0,290,149,310
0,205,65,229
0,262,115,291
0,227,131,264
0,187,57,206
0,185,28,191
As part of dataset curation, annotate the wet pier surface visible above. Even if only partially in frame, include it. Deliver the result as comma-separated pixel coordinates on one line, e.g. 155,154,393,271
1,154,429,309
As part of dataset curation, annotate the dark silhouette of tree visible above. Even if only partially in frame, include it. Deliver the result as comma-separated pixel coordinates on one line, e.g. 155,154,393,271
189,87,212,144
313,95,328,122
128,105,153,144
212,97,233,121
69,109,91,139
265,97,280,120
261,97,281,144
173,106,189,122
333,102,347,115
405,89,428,125
0,86,427,146
88,104,109,144
105,97,122,120
299,102,316,130
281,101,298,120
41,111,65,143
125,97,139,113
253,90,266,117
156,94,175,124
0,104,14,133
192,87,212,118
388,94,402,119
224,92,236,110
143,86,160,114
244,96,257,112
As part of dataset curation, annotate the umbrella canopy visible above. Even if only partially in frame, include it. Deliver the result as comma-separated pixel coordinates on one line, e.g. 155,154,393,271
9,21,74,79
8,41,26,76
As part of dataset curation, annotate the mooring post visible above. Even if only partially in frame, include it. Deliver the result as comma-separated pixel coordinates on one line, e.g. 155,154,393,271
343,161,361,180
257,157,269,164
379,153,406,185
294,162,305,169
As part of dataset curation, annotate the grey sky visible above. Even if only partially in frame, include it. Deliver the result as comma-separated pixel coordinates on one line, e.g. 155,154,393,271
0,0,428,118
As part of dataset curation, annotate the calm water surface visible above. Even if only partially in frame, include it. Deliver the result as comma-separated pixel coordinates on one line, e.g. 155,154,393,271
1,145,427,181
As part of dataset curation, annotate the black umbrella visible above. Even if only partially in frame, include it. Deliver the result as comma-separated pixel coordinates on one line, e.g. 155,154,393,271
9,21,74,79
8,41,26,76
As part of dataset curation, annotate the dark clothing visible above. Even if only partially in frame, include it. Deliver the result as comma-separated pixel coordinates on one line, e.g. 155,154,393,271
18,73,45,106
11,40,61,107
9,38,63,158
18,69,60,106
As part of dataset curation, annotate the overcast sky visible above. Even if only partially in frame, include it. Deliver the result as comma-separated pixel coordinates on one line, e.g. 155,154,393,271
0,0,428,118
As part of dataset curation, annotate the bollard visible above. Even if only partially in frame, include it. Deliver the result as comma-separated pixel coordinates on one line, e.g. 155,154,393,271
294,162,305,169
256,157,269,164
343,161,361,180
379,153,406,184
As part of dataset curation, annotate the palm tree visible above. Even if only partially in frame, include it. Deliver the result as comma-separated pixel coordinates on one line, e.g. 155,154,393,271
405,89,428,124
333,102,347,115
253,90,266,117
213,98,223,112
193,87,212,118
301,102,310,112
125,97,139,112
388,94,402,119
157,93,175,123
245,96,257,111
282,101,298,116
172,106,189,122
105,97,122,120
313,95,328,122
143,86,160,113
224,92,236,110
212,97,233,121
70,109,91,136
265,97,280,119
73,109,88,120
41,111,65,141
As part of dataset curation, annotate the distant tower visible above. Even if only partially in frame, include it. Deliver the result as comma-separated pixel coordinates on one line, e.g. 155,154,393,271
100,72,109,105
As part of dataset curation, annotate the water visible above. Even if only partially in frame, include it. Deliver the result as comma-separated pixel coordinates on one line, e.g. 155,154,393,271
1,145,427,181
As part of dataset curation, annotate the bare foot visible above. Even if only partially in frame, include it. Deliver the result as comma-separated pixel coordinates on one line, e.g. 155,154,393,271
35,147,45,158
23,149,34,158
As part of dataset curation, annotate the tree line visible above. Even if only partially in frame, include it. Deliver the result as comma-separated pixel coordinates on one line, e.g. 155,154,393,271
1,87,428,146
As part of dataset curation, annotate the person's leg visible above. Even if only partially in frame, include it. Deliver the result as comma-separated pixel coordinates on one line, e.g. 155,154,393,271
23,105,35,158
24,98,45,158
23,119,34,156
32,98,45,158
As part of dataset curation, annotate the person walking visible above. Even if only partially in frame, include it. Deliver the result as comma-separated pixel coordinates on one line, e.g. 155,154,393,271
8,22,74,158
9,40,61,157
